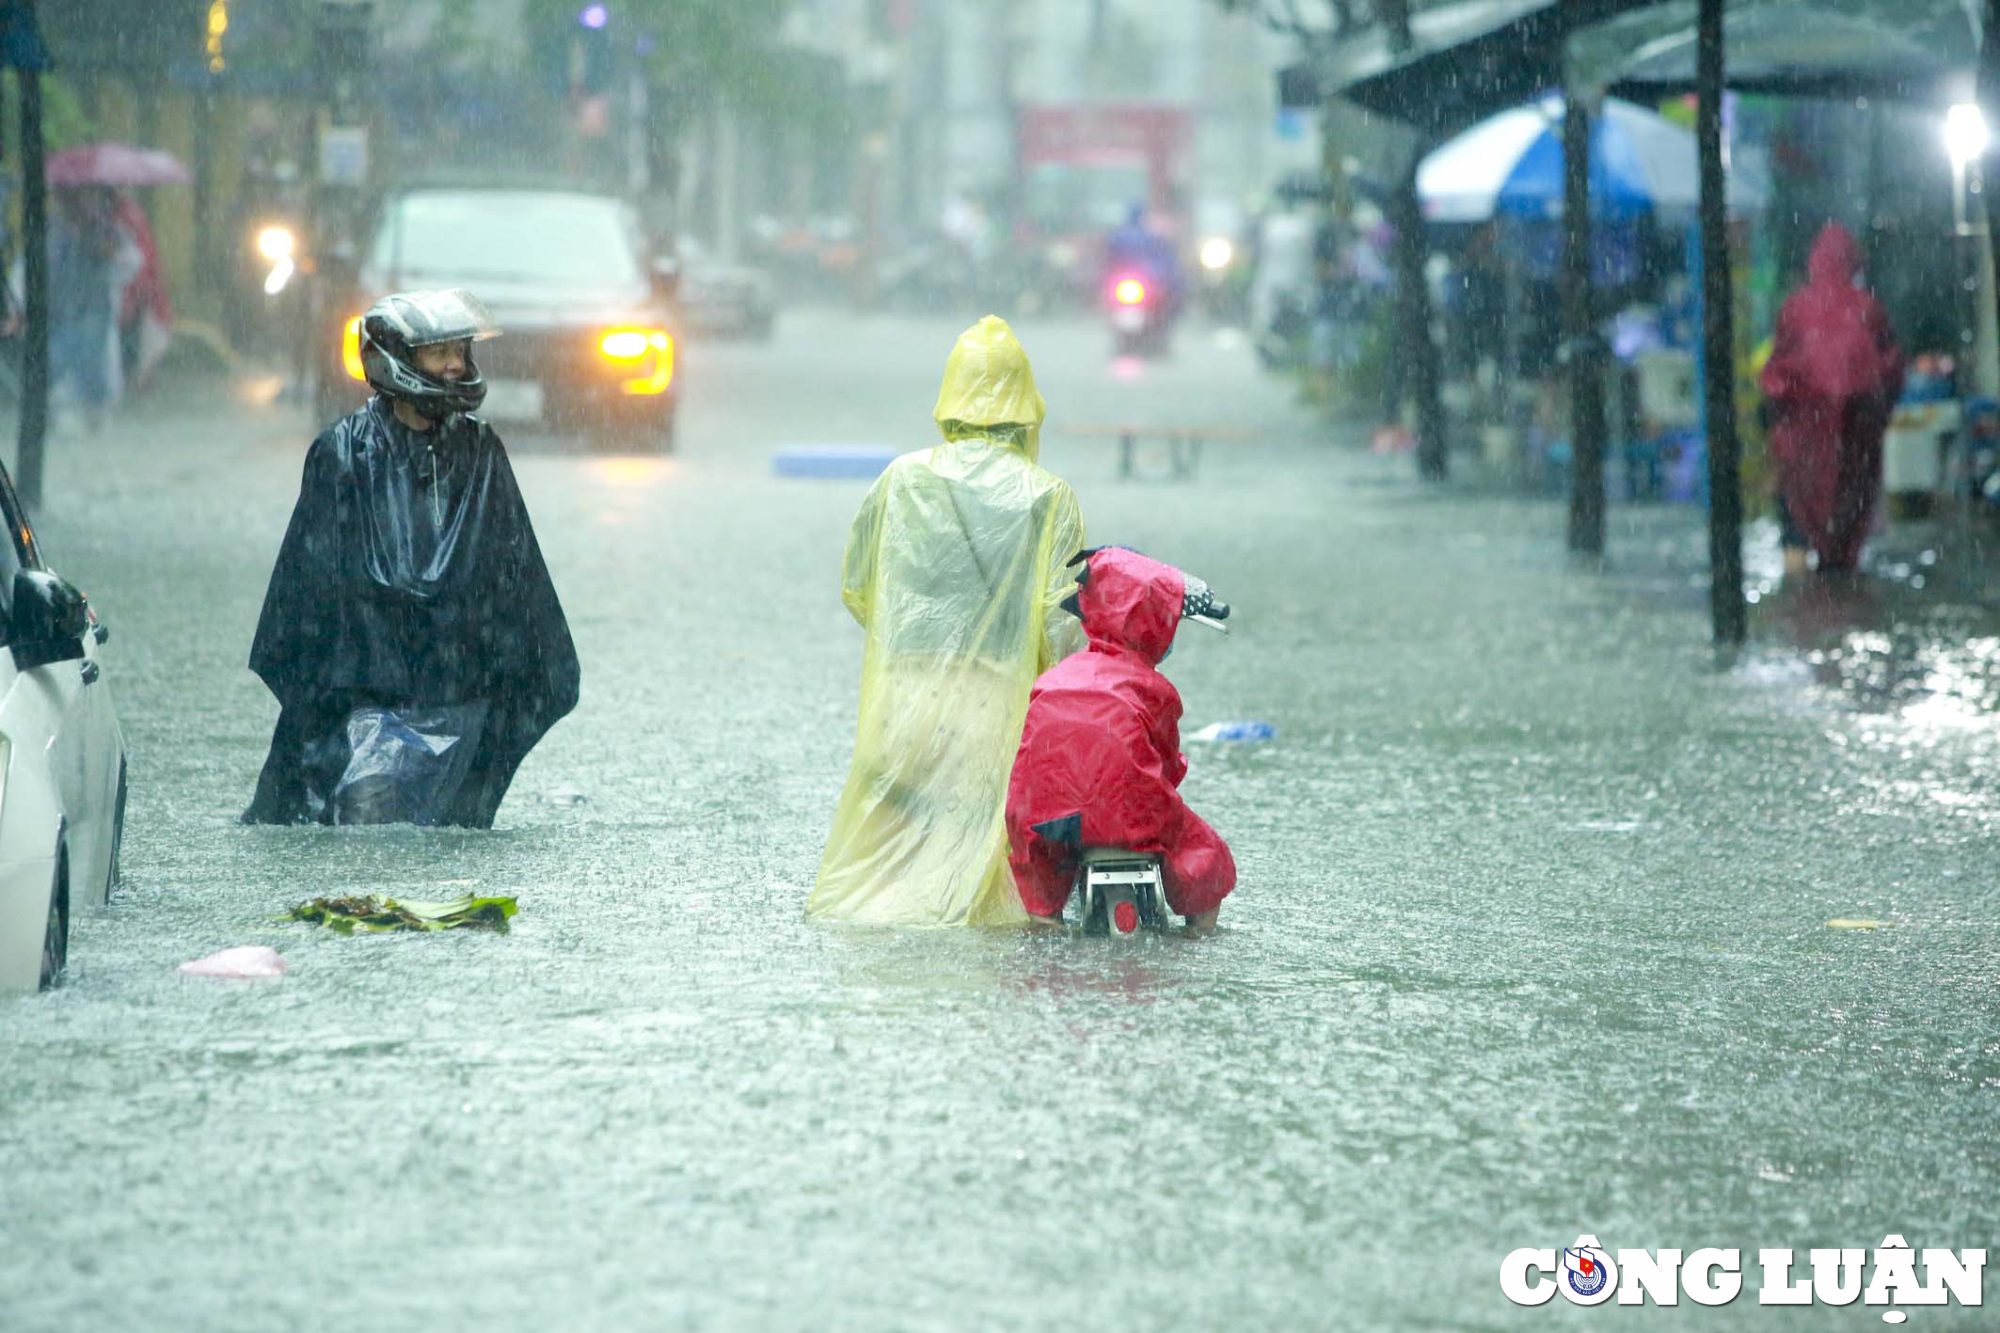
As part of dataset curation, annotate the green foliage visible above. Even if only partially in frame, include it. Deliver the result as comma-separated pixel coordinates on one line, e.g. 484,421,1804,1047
288,893,519,935
520,0,823,119
39,75,93,149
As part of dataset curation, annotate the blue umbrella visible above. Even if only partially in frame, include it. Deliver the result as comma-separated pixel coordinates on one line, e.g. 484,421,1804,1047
1418,96,1766,223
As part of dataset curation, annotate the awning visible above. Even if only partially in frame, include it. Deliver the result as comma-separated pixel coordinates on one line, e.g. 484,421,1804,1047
1573,0,1977,101
1309,0,1979,138
1308,0,1666,137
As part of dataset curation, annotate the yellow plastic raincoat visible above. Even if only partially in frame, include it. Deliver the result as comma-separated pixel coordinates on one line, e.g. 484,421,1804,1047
810,317,1086,926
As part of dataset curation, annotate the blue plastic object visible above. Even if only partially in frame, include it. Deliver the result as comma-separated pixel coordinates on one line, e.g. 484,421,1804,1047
772,445,900,479
1188,720,1276,742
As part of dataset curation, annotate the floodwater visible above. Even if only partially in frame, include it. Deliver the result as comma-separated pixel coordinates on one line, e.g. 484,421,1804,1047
2,310,1995,1330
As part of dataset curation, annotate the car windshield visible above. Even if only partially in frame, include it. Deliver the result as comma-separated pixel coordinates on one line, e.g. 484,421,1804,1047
374,191,643,290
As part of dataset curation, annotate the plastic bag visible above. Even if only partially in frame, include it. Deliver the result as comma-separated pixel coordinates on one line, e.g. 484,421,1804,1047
333,702,489,825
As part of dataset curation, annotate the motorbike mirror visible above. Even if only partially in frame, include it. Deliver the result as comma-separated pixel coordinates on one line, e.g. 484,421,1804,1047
1182,577,1229,634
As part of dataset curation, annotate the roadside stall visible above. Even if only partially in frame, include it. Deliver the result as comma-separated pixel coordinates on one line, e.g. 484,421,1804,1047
1569,0,1992,524
1415,94,1767,492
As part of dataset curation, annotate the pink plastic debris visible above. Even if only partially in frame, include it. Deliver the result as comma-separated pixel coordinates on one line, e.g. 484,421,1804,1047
177,946,289,980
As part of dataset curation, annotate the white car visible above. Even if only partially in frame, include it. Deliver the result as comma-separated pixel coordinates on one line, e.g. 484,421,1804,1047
0,463,128,992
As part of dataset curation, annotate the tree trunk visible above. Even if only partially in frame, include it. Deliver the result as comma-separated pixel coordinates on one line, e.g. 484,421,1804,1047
1699,0,1745,645
18,60,48,510
1563,93,1607,554
191,88,220,299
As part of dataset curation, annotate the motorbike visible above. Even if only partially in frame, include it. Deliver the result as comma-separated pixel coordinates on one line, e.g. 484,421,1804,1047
1072,846,1172,935
1106,271,1176,357
1065,574,1230,938
235,217,321,406
256,221,300,297
1196,233,1253,325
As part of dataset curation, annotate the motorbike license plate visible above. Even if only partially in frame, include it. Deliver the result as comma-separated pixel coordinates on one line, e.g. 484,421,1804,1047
481,379,545,423
1112,307,1147,333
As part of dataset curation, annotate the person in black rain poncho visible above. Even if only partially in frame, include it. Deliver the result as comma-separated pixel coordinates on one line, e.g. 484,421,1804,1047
244,290,578,827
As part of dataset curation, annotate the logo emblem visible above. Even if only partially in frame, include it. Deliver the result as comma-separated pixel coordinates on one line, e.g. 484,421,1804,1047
1564,1243,1611,1298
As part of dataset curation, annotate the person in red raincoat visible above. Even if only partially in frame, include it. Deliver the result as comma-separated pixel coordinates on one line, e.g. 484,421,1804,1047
1758,222,1905,574
1006,547,1236,933
113,190,173,393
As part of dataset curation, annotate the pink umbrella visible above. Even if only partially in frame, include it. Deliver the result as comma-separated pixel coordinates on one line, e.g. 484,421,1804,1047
46,143,192,187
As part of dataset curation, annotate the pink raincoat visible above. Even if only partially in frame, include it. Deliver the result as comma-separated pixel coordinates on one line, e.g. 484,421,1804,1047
1005,548,1235,919
1759,223,1905,571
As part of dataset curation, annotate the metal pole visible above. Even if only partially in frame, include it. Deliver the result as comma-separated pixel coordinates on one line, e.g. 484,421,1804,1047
18,48,48,510
309,0,372,424
1563,92,1607,554
1972,181,2000,397
1392,146,1448,480
1698,0,1744,644
191,88,218,296
1979,0,2000,354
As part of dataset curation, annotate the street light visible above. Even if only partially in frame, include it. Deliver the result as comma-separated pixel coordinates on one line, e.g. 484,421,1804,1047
1945,103,1989,172
1944,103,2000,396
1945,103,1988,237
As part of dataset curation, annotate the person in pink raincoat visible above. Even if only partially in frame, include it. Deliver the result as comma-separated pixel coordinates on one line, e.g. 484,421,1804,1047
1758,223,1905,575
113,190,173,394
1006,547,1235,934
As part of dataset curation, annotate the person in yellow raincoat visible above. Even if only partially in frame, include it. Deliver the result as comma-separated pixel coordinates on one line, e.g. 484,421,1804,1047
810,316,1086,926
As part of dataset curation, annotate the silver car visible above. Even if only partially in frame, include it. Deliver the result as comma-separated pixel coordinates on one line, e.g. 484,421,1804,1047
0,460,129,992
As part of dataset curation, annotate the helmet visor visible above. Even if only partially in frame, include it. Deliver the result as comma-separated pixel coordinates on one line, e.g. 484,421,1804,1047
372,289,502,348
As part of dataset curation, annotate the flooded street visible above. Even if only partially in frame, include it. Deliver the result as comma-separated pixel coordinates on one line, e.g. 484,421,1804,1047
3,311,1996,1331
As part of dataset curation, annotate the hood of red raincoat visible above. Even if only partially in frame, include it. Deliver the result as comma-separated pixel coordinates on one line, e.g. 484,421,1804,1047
1807,222,1862,289
1072,547,1182,664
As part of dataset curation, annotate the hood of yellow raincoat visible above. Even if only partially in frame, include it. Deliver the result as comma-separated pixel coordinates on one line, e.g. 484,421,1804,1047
933,315,1046,461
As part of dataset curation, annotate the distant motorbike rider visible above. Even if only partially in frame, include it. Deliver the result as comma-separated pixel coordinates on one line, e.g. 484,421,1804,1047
1104,203,1185,313
1006,547,1236,934
244,289,579,827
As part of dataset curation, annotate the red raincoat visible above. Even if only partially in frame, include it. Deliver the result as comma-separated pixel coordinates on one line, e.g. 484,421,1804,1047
113,192,170,330
1005,548,1235,918
1759,223,1904,572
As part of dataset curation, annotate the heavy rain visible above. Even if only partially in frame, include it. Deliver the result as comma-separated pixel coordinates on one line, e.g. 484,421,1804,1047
1,0,1997,1329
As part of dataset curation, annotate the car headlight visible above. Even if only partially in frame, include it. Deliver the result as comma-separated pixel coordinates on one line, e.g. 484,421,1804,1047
1199,237,1235,271
342,315,366,380
598,328,674,395
255,224,297,262
262,256,296,296
599,329,652,360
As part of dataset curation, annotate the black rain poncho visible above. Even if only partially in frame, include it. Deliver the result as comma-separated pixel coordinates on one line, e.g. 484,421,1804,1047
244,397,579,827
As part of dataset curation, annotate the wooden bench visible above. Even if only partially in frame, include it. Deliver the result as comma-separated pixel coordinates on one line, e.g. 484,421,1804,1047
1055,425,1260,481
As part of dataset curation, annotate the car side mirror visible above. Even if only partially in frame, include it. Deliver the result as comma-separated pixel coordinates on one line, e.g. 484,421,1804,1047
650,256,682,302
11,569,90,669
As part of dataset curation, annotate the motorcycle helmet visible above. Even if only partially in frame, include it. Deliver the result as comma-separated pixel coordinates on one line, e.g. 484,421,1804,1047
360,289,501,421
